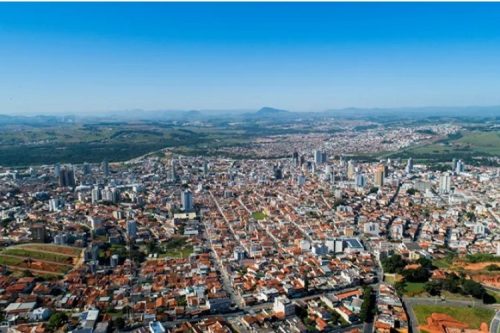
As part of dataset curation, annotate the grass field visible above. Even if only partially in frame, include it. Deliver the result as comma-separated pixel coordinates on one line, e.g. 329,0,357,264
158,237,193,259
0,244,82,275
404,282,426,296
391,130,500,162
412,305,495,329
162,246,194,259
251,211,267,220
3,248,75,264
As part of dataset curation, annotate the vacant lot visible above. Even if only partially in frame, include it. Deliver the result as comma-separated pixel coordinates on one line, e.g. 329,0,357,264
0,244,83,275
412,305,494,329
252,211,267,220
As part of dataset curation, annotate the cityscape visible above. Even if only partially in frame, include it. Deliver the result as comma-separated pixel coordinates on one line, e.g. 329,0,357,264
0,2,499,333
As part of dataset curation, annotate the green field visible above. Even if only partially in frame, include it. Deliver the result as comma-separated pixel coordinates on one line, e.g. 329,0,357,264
158,237,194,259
252,211,267,220
404,282,426,296
0,244,82,275
3,248,74,264
162,246,194,259
390,130,500,162
412,305,494,329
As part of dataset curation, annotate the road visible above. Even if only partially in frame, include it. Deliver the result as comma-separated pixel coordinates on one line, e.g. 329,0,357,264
490,310,500,333
404,296,498,309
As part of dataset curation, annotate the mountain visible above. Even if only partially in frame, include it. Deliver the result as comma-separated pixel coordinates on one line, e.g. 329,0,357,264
256,107,290,116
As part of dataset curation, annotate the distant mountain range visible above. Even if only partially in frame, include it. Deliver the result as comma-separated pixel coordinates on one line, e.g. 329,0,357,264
1,105,499,124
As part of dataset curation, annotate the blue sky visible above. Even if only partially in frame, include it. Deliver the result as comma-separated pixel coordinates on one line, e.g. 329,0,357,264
1,3,500,114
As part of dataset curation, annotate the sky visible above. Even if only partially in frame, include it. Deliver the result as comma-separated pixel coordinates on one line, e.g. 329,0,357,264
1,3,500,115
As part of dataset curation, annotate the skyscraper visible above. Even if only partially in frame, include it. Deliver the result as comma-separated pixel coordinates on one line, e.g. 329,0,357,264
181,190,193,212
347,160,355,180
102,159,109,176
58,167,75,188
83,162,91,175
455,159,465,173
439,172,451,194
127,220,137,238
405,157,413,173
355,173,366,188
374,165,385,187
314,150,326,164
91,187,100,204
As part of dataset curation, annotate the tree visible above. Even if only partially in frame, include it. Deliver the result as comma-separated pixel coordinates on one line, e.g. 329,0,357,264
402,267,431,283
462,280,485,299
417,257,433,270
394,281,407,296
442,273,461,293
48,312,68,331
381,254,406,274
113,317,126,330
424,281,442,296
359,287,375,322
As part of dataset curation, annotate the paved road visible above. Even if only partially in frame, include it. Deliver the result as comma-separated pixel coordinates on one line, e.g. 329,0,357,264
490,310,500,333
405,296,498,309
402,297,420,333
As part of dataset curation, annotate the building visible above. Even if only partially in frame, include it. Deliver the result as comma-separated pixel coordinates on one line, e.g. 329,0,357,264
455,159,465,173
127,220,137,238
405,157,413,173
91,187,101,204
314,150,327,164
30,224,47,243
58,167,75,187
102,159,109,176
149,321,166,333
439,172,451,194
181,190,193,212
297,174,306,186
355,173,366,188
347,160,356,179
374,165,385,187
273,296,295,317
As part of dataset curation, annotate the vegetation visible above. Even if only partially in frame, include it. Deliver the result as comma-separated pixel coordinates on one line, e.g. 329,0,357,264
424,272,492,302
359,286,375,322
381,254,406,273
251,211,267,220
465,253,500,263
412,305,494,329
48,312,68,331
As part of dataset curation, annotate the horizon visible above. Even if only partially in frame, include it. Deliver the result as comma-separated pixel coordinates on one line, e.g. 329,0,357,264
2,3,500,114
2,104,500,118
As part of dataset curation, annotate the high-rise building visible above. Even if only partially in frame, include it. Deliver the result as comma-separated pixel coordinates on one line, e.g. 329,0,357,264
314,150,326,164
83,162,91,175
273,164,283,180
181,190,193,212
203,160,209,175
455,159,465,173
374,165,385,187
30,223,47,243
297,174,306,186
347,160,356,180
127,220,137,238
54,163,61,178
102,160,109,176
355,173,366,188
405,157,414,174
439,172,451,194
292,151,299,167
91,187,101,204
59,167,75,188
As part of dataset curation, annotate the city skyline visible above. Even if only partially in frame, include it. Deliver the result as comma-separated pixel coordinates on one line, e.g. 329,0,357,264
2,2,500,114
